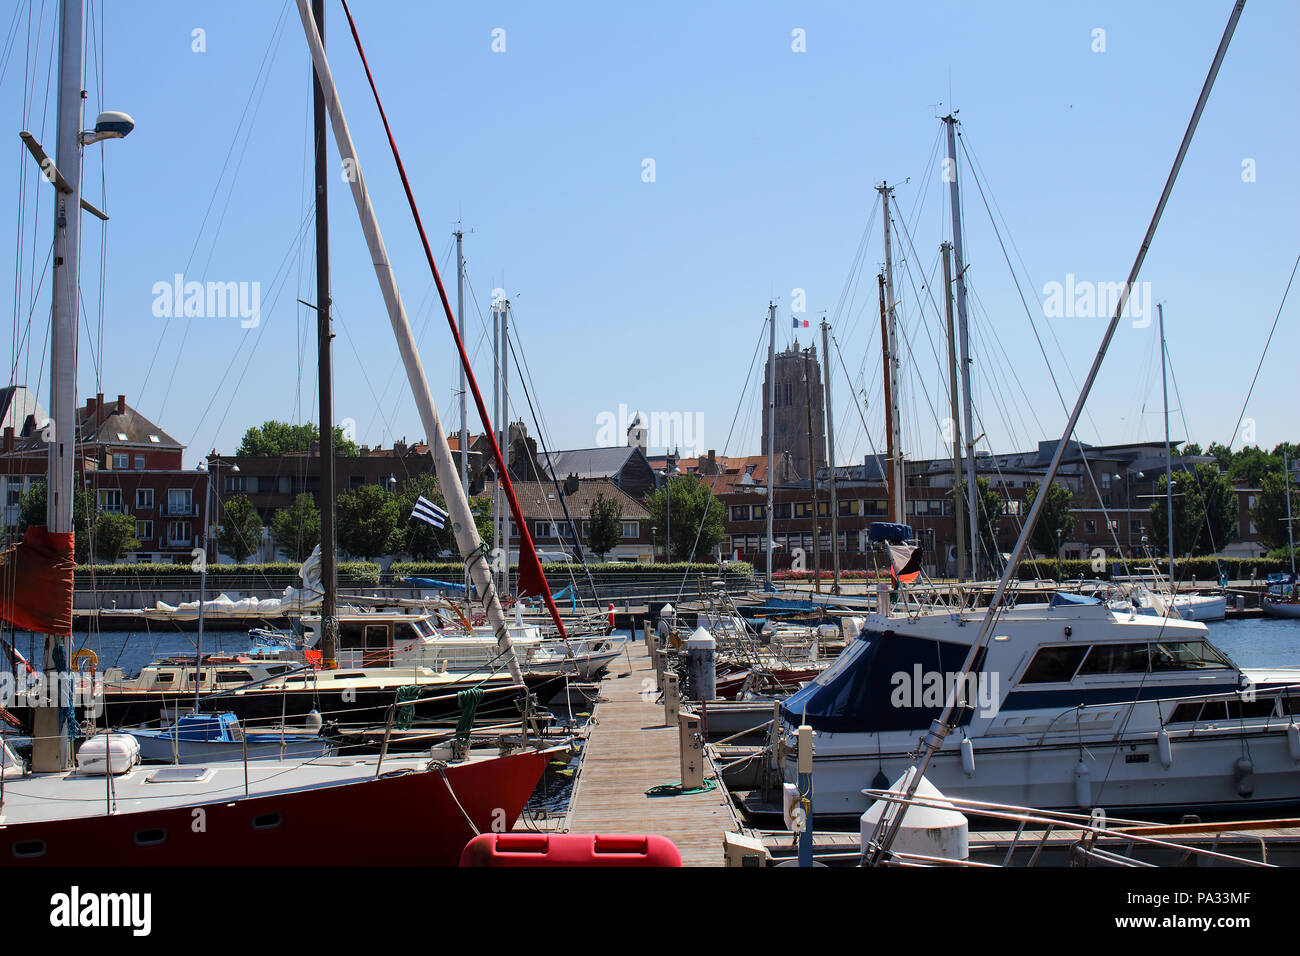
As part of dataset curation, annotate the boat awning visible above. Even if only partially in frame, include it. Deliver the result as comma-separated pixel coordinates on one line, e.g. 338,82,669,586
868,522,914,544
1048,591,1102,608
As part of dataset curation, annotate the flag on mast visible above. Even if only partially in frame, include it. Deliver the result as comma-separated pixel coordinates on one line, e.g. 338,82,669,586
411,496,449,530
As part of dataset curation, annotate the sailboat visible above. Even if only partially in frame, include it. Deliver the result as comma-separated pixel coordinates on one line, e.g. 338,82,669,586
0,0,554,867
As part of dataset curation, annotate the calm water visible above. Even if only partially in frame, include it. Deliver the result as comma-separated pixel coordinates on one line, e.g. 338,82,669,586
1204,617,1300,668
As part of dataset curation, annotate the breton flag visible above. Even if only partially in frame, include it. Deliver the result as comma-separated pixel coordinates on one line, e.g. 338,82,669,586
411,495,449,530
886,543,923,585
792,316,809,328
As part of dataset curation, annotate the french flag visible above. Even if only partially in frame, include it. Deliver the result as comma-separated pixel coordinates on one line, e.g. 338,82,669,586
792,316,809,328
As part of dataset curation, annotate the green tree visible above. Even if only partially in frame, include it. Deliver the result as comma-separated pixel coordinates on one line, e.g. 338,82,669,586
217,494,264,562
586,492,623,560
17,481,94,562
469,496,495,550
236,420,360,457
953,477,1004,569
93,511,141,563
1179,442,1203,457
336,483,400,559
1227,445,1278,487
394,473,452,559
1251,470,1300,552
643,475,724,562
1024,481,1074,559
1150,464,1237,556
271,493,322,562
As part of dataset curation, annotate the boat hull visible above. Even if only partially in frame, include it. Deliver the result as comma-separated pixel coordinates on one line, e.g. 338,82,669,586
0,749,551,866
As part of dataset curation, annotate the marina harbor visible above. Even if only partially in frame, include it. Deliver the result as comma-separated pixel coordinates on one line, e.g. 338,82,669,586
1,0,1298,939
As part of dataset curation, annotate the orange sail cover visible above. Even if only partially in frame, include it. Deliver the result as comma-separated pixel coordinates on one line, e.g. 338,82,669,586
0,526,75,635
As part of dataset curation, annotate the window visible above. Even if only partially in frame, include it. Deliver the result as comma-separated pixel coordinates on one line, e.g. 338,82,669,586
98,489,122,513
1003,500,1023,517
1107,519,1119,533
838,499,860,517
620,522,638,538
773,502,791,520
1101,473,1111,489
1149,641,1232,671
793,502,813,518
136,520,153,540
1131,520,1144,535
113,453,129,469
817,501,830,517
910,499,944,517
136,488,154,509
1077,643,1149,675
751,504,765,521
1084,519,1097,535
167,520,193,545
226,476,246,493
729,505,750,522
534,521,555,539
864,499,889,516
167,488,193,516
134,455,145,470
1020,645,1090,683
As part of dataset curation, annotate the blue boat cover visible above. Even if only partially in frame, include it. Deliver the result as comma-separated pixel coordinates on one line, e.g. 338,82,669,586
1047,591,1102,607
868,522,914,543
404,577,468,593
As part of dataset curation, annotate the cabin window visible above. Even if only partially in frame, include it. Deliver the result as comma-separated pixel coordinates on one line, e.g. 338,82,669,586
134,828,167,846
1076,643,1149,675
264,665,292,676
1149,641,1232,672
11,840,46,858
215,670,254,684
394,623,422,643
1019,645,1089,683
1226,698,1278,720
153,673,174,685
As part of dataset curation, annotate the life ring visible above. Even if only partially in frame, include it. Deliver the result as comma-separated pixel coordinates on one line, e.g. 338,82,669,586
72,648,98,674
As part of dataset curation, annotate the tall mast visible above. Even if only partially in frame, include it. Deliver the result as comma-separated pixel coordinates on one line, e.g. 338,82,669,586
941,241,967,580
765,302,776,589
877,182,905,525
821,318,840,593
500,298,510,598
295,0,522,682
1285,452,1296,580
492,301,501,585
456,229,468,493
943,115,979,578
313,0,338,668
877,273,896,523
31,0,86,773
1159,302,1176,587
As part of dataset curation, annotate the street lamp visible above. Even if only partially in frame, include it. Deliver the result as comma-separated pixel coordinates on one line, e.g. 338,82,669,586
387,473,397,494
198,457,240,564
659,466,676,562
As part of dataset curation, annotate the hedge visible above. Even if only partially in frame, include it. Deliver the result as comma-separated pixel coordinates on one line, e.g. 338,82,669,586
390,560,754,579
74,561,382,588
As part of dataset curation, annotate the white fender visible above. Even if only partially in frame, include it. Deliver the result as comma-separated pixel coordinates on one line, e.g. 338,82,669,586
1288,721,1300,762
960,735,976,777
1157,727,1173,769
1074,759,1092,810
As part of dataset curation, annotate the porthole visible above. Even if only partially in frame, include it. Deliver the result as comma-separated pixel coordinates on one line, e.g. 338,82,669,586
252,812,283,830
134,828,167,846
12,839,46,858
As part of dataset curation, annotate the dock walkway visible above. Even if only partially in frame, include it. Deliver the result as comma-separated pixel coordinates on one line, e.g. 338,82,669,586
565,637,744,866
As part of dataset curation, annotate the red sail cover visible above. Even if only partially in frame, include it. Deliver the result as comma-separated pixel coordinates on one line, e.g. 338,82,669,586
887,543,922,585
0,526,75,635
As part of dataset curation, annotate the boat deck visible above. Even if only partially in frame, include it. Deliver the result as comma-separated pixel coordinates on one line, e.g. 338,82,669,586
564,637,745,866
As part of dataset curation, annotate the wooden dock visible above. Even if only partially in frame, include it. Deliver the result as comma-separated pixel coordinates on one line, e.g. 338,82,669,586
564,637,746,866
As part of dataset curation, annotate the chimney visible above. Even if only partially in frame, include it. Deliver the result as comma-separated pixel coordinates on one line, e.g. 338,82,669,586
564,472,579,495
85,396,96,415
116,394,126,415
3,426,12,452
393,440,407,457
96,392,104,416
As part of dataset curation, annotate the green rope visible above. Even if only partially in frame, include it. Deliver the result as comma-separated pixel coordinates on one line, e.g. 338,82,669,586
394,685,420,731
455,687,484,750
645,779,718,798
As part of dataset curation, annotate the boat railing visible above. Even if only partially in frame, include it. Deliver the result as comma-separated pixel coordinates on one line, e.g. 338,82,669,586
859,787,1279,868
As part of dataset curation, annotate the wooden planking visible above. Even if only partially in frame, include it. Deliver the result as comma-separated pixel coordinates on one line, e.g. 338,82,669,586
565,638,743,866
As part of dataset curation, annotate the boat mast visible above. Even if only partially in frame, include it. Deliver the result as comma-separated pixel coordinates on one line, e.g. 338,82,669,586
941,241,968,581
1159,302,1176,589
821,318,840,593
295,0,522,682
876,273,896,523
456,229,468,493
31,0,85,773
943,115,979,579
313,0,339,668
877,182,905,525
492,301,501,585
765,301,776,589
1285,451,1296,580
500,298,511,599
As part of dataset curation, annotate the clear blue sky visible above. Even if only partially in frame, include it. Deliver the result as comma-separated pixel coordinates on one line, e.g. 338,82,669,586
3,0,1297,471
